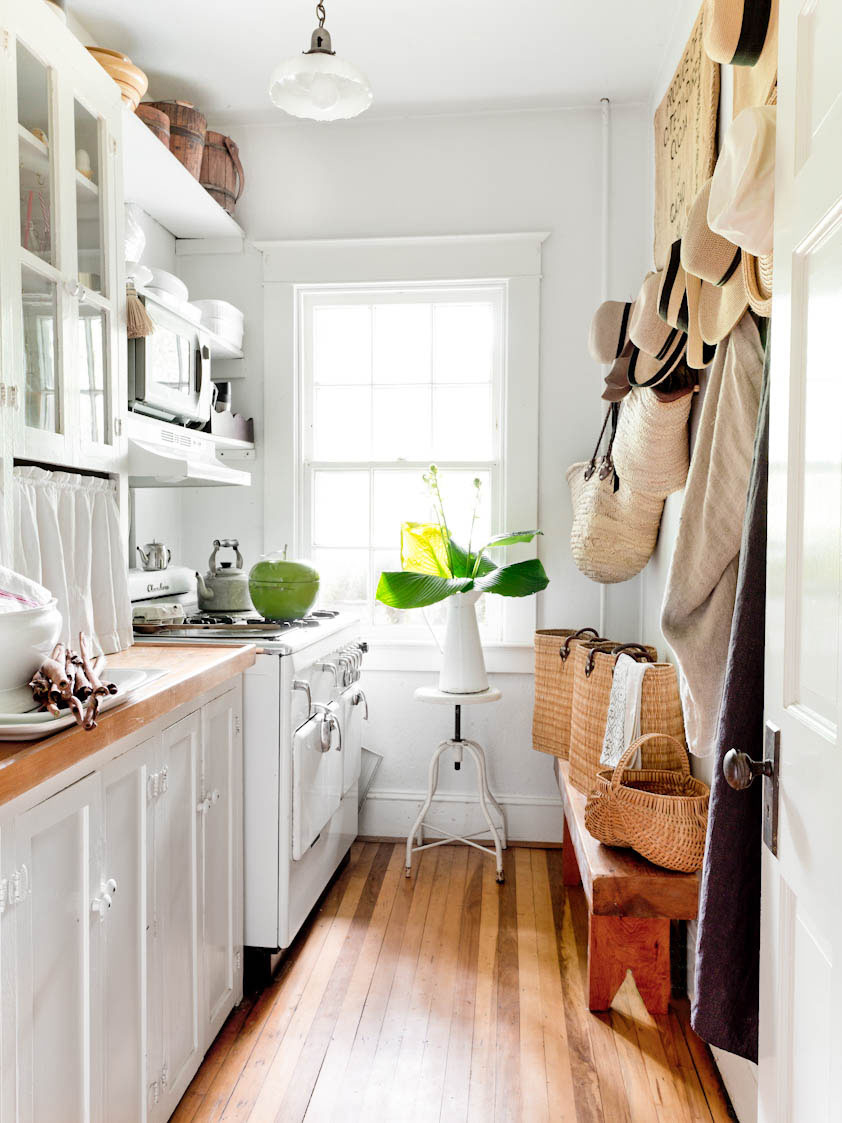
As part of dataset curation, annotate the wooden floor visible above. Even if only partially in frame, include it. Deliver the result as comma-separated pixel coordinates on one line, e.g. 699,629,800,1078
173,842,736,1123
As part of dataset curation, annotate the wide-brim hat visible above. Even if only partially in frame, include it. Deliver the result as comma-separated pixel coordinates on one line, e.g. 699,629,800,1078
658,239,716,371
652,358,699,403
729,0,779,119
627,271,687,387
601,340,634,402
704,0,778,118
589,299,634,364
682,178,749,347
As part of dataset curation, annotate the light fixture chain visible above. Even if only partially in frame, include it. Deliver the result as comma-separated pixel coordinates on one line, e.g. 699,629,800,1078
316,2,326,27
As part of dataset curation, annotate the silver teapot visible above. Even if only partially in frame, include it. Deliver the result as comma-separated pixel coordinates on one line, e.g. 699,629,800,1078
195,539,254,613
136,540,171,571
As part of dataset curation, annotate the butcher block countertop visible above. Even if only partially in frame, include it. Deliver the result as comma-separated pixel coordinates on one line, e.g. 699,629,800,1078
0,644,256,807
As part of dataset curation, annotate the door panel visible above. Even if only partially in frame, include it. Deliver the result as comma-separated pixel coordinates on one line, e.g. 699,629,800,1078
761,1,842,1119
292,712,342,861
15,773,101,1123
339,685,364,796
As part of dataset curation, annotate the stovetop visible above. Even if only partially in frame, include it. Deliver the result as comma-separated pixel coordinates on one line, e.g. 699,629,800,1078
132,608,359,653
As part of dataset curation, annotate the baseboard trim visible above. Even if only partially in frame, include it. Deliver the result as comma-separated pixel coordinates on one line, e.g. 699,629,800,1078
358,835,563,849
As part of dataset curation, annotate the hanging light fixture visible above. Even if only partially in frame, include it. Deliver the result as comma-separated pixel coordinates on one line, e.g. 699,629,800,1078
268,2,373,122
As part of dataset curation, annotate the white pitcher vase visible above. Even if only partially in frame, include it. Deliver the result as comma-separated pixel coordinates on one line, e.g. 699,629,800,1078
439,589,489,694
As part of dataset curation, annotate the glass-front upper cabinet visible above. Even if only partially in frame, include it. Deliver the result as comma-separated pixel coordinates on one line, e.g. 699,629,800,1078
0,0,125,470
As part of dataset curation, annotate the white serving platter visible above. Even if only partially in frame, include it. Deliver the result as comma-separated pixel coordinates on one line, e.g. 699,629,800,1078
0,667,167,740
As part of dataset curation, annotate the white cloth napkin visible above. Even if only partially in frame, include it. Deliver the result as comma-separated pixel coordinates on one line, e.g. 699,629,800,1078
0,566,52,613
600,653,649,770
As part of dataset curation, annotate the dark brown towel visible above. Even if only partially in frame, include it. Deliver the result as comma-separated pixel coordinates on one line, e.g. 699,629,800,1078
691,323,769,1062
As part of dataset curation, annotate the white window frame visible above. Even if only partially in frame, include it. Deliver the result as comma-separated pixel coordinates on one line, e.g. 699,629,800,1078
258,233,548,673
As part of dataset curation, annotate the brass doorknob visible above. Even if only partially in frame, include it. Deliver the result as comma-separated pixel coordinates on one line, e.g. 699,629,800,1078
723,748,774,791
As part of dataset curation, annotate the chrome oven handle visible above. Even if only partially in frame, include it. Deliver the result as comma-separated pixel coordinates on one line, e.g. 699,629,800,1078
292,679,312,717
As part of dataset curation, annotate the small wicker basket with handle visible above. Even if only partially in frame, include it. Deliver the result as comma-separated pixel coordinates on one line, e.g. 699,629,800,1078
584,733,710,873
532,627,603,759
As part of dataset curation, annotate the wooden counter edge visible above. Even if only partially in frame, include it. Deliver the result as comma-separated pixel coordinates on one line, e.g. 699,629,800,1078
0,644,256,806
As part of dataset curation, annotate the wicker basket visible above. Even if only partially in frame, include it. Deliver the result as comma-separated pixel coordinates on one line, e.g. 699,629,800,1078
584,733,710,872
568,642,685,795
612,387,692,498
532,627,602,758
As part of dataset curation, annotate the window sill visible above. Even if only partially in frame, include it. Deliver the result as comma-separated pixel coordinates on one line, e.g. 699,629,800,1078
361,639,534,675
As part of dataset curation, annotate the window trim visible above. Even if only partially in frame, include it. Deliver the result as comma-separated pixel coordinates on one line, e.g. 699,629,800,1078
260,233,547,663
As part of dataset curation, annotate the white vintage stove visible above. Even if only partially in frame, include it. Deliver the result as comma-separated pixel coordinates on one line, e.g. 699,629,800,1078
129,569,368,965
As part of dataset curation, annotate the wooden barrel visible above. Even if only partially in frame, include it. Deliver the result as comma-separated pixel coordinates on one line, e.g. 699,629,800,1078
136,104,170,147
145,100,207,179
200,131,245,215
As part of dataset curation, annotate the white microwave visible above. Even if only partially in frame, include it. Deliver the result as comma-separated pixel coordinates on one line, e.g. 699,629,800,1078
128,294,212,424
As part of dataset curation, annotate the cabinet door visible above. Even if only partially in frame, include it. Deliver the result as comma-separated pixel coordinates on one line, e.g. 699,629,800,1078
14,772,102,1123
155,712,201,1119
102,741,153,1123
200,687,243,1039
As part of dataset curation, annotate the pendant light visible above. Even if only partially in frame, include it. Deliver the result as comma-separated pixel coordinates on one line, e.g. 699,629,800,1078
268,2,373,122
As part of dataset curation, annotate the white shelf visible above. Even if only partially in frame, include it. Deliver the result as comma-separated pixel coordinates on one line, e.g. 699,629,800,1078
19,124,99,201
203,329,243,360
122,108,245,241
212,433,254,451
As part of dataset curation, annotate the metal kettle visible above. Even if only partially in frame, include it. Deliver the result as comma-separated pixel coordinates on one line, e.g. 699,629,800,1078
136,540,172,571
195,539,254,613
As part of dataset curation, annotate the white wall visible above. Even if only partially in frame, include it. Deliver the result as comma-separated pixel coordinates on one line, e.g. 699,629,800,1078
173,104,651,841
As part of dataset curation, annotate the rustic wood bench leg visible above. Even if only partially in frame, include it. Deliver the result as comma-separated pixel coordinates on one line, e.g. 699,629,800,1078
562,814,581,887
587,915,671,1015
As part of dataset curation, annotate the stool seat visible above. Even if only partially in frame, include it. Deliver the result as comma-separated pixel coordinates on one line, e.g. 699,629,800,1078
406,684,507,883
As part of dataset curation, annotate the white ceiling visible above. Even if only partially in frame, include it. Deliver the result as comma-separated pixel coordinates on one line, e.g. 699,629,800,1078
70,0,680,126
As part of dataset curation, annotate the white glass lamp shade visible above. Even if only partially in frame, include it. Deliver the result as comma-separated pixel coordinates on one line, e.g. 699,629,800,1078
269,51,373,121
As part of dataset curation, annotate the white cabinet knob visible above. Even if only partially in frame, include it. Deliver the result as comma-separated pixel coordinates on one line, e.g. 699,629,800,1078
105,877,117,895
91,892,113,920
210,790,220,804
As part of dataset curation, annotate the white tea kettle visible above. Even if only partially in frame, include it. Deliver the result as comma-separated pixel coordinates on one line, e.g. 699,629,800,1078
195,538,254,613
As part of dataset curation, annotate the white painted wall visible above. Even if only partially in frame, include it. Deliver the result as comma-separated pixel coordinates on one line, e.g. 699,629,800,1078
172,104,651,842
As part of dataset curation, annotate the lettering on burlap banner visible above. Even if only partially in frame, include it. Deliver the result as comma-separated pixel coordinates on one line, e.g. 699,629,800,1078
653,6,720,268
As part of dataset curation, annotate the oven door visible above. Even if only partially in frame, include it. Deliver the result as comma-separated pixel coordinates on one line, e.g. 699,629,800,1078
291,706,343,861
338,685,364,796
128,296,212,423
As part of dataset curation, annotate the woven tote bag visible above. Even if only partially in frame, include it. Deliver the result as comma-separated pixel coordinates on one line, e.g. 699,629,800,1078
584,733,710,872
568,403,665,584
532,627,603,759
568,643,685,795
612,387,692,498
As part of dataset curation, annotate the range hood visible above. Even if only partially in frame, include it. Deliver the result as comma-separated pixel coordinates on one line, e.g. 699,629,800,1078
126,415,251,488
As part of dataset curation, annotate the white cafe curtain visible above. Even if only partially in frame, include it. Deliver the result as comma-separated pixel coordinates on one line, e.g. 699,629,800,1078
13,466,132,655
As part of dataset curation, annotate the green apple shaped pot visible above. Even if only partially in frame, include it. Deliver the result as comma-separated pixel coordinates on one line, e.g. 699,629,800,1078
248,549,320,621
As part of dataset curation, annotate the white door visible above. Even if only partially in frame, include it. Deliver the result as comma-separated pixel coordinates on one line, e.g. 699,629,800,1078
155,712,201,1121
14,773,102,1123
761,4,842,1119
199,688,243,1039
339,684,366,796
292,710,342,860
102,741,153,1123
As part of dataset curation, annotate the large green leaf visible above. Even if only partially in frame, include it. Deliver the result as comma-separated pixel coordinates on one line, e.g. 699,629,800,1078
376,571,473,609
473,558,550,598
448,538,495,579
400,522,451,577
481,530,544,549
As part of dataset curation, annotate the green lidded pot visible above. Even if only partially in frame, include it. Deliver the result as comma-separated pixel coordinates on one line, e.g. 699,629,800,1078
248,546,320,621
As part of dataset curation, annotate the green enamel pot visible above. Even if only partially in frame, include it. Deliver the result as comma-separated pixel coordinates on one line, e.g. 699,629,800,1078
248,549,320,621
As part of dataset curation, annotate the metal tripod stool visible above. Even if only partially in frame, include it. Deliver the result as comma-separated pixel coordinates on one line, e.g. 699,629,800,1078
406,686,507,883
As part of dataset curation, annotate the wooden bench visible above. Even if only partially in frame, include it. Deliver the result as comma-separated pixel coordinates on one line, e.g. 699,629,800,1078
554,757,700,1015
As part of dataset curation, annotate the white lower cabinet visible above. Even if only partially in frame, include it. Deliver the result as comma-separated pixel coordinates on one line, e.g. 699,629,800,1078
0,678,244,1123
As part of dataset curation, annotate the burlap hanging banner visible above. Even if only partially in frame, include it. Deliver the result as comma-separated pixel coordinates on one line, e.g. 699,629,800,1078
653,6,720,268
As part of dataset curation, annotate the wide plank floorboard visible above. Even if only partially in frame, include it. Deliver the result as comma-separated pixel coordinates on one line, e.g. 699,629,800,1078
176,843,736,1122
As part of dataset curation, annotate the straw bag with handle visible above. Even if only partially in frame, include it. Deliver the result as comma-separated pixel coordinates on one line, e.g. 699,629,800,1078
532,627,603,759
585,733,710,872
568,403,665,584
568,642,686,794
612,387,692,499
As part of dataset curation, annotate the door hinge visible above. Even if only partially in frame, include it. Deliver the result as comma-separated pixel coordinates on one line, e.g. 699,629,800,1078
114,416,122,437
0,383,5,408
161,1063,169,1090
1,30,10,54
0,878,7,915
149,1080,160,1106
233,713,241,737
234,949,242,972
147,771,159,802
151,908,159,939
10,864,29,904
7,386,18,410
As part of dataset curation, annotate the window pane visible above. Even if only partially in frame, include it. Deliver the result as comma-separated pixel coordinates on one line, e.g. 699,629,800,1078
433,385,493,460
372,304,431,384
371,386,430,460
434,302,494,383
18,43,54,263
372,470,431,548
313,471,369,547
435,470,492,548
22,266,59,433
313,548,368,607
313,386,371,460
76,305,108,444
313,305,371,384
74,99,103,294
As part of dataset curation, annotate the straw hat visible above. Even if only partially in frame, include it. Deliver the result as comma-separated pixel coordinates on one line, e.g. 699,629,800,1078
658,239,716,371
730,0,779,119
652,359,699,403
703,0,774,67
589,300,634,364
681,178,749,346
601,341,634,402
709,101,776,317
627,271,687,387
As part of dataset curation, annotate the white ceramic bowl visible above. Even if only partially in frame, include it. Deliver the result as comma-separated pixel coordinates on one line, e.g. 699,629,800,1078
145,267,188,304
0,599,63,713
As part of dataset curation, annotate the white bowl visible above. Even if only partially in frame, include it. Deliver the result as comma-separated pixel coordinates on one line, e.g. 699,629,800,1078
145,267,188,304
0,599,63,713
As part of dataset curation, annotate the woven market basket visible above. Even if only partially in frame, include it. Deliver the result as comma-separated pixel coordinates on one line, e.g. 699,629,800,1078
585,733,710,873
568,643,685,795
532,627,603,759
612,387,691,499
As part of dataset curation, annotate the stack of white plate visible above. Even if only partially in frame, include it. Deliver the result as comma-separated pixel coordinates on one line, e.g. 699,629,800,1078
193,300,245,351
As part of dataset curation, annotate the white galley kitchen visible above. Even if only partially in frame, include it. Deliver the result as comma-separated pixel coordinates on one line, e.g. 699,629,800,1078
0,1,834,1121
